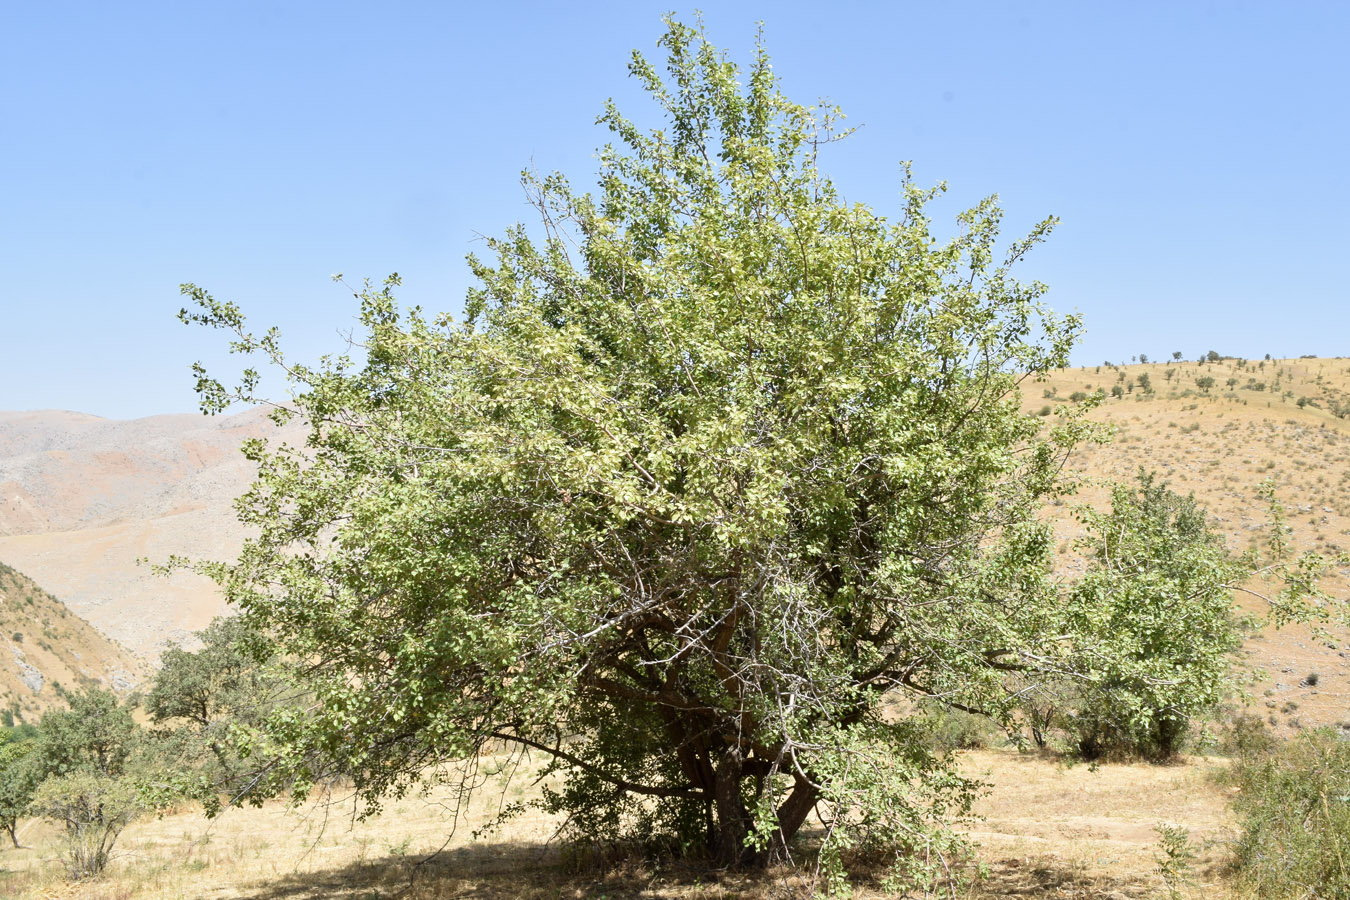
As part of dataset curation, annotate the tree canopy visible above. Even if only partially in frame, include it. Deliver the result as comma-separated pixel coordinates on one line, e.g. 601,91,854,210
175,17,1338,890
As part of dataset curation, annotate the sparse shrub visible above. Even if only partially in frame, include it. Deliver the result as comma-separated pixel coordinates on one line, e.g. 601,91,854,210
26,689,161,878
1069,390,1088,402
1228,728,1350,898
918,700,1002,753
1217,712,1277,758
1154,823,1197,900
1037,405,1052,416
29,770,149,878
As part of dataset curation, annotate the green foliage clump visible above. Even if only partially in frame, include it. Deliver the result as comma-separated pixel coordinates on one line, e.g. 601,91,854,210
1228,728,1350,898
0,727,39,847
29,770,148,878
147,616,294,813
24,689,162,878
916,699,1004,753
1059,472,1242,760
177,16,1090,885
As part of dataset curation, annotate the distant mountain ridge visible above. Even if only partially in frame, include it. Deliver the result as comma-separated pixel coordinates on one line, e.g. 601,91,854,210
0,408,285,658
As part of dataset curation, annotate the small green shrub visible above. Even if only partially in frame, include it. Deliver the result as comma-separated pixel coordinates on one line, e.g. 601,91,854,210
1154,823,1197,900
1228,728,1350,898
1216,712,1277,759
918,701,1002,753
29,771,149,878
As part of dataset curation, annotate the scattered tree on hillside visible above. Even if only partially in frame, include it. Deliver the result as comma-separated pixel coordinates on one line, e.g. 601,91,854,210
1058,473,1242,759
0,729,38,848
1197,375,1216,393
148,616,294,811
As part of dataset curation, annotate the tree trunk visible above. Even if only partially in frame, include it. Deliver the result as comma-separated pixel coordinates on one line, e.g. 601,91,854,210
713,745,754,866
767,773,819,862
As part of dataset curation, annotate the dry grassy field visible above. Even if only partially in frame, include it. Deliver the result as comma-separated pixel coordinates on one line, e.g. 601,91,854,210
0,747,1236,900
6,358,1350,899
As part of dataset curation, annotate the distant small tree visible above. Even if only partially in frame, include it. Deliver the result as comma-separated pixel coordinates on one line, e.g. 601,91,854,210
1111,384,1125,399
1060,472,1242,759
1172,351,1182,361
29,771,148,878
1139,353,1149,364
29,690,152,877
1227,377,1238,390
1196,376,1216,393
149,616,294,811
1137,372,1152,393
0,729,39,848
1165,368,1176,383
1206,350,1222,362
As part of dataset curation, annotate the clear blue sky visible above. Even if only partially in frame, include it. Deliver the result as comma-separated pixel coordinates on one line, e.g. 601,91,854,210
3,1,1347,418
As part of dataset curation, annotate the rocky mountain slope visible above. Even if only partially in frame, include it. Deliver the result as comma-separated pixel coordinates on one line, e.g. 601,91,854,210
0,407,284,657
0,560,145,721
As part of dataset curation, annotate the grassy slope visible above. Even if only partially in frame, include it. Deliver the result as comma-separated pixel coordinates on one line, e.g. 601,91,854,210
0,560,146,722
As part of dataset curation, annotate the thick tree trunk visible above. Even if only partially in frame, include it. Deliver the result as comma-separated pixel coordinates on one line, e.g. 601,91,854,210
713,745,755,866
767,774,819,862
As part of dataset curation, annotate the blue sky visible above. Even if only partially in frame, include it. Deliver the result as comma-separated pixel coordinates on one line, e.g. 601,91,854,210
3,1,1347,418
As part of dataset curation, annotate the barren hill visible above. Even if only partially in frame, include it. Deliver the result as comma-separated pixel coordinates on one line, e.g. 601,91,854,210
0,407,284,658
0,559,145,722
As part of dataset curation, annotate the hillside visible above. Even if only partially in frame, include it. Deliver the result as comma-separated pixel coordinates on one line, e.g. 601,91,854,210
0,560,145,723
1032,355,1350,735
0,407,287,658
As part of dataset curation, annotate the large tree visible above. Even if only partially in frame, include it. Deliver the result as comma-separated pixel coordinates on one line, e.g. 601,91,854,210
181,18,1118,887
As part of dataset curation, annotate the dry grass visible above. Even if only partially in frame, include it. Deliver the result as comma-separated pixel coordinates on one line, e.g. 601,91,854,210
0,748,1240,899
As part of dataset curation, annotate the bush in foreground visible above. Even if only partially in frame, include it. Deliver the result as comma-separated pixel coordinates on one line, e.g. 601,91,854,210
1229,728,1350,898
